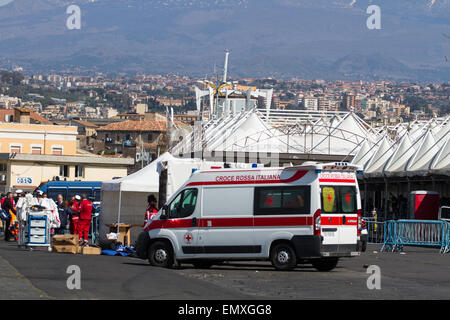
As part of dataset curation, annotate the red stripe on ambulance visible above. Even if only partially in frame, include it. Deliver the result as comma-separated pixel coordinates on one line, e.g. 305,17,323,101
187,170,308,187
145,216,313,231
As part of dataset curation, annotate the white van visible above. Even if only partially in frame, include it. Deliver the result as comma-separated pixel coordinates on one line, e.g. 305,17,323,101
136,162,362,271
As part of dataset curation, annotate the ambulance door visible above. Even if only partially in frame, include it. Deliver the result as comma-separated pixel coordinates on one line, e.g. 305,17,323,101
321,185,358,252
320,186,341,251
196,187,257,258
164,188,200,257
337,185,358,251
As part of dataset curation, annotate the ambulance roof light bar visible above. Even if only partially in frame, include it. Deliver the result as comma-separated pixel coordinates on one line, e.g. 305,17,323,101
284,162,361,173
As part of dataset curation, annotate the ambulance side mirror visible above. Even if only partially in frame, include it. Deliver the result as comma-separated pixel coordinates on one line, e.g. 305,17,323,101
160,204,168,220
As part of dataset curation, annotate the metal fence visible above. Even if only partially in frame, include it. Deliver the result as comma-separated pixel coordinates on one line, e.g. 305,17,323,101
381,220,450,253
363,217,386,244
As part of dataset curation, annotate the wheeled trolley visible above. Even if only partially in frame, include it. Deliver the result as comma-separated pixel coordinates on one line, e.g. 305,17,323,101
24,205,52,251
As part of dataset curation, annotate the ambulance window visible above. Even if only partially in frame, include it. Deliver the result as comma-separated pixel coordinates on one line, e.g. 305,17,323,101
169,188,198,219
340,186,356,213
254,186,310,215
180,188,198,218
283,188,308,210
258,189,282,209
322,187,337,213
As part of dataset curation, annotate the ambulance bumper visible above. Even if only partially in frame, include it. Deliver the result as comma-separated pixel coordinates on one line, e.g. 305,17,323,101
320,244,361,257
321,251,360,257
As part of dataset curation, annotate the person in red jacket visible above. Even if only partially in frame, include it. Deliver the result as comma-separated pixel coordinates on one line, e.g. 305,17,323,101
144,194,158,227
78,194,93,245
69,195,80,235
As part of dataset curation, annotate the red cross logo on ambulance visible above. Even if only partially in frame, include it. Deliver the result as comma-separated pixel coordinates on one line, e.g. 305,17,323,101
345,192,351,204
184,232,193,244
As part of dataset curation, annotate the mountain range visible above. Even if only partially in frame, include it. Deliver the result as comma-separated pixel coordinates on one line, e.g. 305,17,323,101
0,0,449,81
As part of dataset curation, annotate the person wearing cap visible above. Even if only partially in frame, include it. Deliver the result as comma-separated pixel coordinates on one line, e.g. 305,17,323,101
14,190,23,204
78,194,92,245
144,194,158,227
35,190,43,199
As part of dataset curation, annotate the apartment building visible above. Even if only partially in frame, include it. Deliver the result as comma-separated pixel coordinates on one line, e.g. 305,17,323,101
0,108,133,192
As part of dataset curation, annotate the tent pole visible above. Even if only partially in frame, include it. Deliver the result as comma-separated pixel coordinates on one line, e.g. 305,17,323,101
117,186,122,235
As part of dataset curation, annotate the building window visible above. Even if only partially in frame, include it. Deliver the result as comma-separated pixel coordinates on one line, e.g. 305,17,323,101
59,165,69,177
10,145,21,154
75,165,84,178
0,163,7,172
31,146,42,155
52,147,63,155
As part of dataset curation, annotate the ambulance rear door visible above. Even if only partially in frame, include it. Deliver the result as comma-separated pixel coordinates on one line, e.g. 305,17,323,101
320,183,359,253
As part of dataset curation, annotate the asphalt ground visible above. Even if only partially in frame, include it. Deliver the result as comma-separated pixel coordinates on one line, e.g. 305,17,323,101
0,241,448,300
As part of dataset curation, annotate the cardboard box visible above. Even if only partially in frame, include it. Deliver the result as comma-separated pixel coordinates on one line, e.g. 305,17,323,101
52,244,79,254
81,246,101,255
108,224,131,247
53,234,79,245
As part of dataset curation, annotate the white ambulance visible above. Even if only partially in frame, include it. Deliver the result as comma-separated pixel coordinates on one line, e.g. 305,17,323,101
136,162,362,271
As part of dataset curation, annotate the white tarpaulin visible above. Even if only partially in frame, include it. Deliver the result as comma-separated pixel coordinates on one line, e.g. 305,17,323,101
102,152,175,193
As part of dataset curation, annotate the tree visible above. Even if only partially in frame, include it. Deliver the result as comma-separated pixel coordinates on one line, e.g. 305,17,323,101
0,71,24,86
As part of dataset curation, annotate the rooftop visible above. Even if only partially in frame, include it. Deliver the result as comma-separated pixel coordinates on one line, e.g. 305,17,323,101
97,119,172,132
0,109,51,125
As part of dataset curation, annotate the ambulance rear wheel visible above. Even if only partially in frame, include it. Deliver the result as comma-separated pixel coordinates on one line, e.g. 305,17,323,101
312,258,339,272
270,243,297,271
148,241,174,268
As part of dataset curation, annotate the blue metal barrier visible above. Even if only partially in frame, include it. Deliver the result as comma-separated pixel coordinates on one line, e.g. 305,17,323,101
363,218,385,244
381,220,450,253
442,221,450,253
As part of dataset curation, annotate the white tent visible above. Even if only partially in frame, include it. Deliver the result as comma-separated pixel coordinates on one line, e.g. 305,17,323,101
100,152,175,243
102,152,175,193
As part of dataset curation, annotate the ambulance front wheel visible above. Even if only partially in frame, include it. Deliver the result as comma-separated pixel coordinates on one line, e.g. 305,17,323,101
312,258,339,272
148,241,174,268
270,243,297,271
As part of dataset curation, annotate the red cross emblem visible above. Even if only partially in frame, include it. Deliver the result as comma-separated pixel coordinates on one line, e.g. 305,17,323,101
327,193,332,203
184,232,193,244
265,196,273,206
345,193,351,204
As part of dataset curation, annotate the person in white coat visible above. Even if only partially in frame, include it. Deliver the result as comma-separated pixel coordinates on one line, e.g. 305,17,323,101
38,193,61,230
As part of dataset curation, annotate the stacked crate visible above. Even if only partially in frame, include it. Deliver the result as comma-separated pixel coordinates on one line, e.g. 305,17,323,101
52,234,79,254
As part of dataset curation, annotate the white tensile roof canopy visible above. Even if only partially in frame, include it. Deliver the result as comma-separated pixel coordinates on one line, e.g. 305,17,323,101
170,107,449,177
171,109,382,159
352,116,450,177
